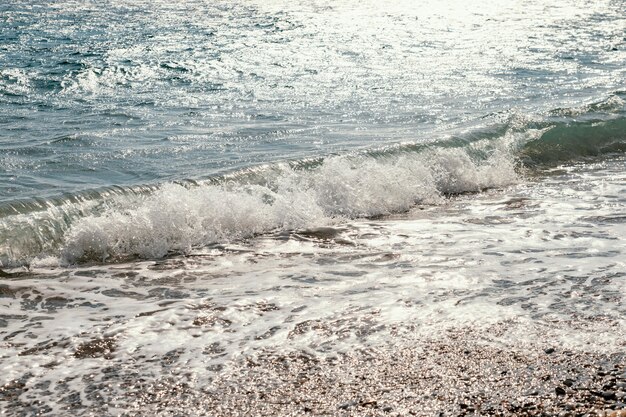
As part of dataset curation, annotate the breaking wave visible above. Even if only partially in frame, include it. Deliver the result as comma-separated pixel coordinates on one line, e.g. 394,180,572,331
1,101,625,268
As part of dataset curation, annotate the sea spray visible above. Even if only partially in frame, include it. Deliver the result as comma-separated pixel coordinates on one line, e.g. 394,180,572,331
2,112,625,267
49,144,518,265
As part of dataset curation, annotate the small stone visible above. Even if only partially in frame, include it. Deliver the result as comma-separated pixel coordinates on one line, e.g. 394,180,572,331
360,399,377,407
606,379,618,389
602,391,617,401
338,400,357,410
555,387,566,396
562,379,575,387
382,406,393,412
303,406,312,413
544,348,556,354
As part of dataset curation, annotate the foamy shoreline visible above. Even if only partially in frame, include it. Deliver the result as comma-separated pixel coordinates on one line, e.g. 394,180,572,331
1,158,624,415
4,330,624,416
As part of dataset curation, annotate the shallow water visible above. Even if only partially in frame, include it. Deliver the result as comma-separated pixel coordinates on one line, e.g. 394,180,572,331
1,156,625,414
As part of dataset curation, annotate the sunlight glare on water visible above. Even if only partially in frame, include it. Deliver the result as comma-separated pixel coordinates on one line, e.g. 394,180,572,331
0,1,625,414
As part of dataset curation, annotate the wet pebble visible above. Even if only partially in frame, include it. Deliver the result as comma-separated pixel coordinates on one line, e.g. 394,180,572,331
338,400,357,410
606,380,619,389
359,399,377,407
563,379,575,387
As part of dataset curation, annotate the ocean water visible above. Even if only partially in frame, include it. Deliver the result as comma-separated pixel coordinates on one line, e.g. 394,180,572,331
1,0,625,414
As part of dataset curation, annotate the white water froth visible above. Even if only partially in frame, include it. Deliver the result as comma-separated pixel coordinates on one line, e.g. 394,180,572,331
1,157,624,416
61,146,518,263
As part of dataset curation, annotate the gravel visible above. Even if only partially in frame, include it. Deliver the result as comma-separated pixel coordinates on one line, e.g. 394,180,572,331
3,333,625,416
113,335,626,416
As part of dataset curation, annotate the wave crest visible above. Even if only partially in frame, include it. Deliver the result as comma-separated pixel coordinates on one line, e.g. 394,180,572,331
2,106,625,267
60,146,516,263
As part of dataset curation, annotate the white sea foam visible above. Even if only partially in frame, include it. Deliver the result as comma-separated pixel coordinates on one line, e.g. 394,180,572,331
1,157,624,416
60,145,519,263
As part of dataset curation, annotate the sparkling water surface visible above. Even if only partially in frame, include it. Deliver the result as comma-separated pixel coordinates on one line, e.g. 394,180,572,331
1,0,624,201
1,156,624,415
0,1,625,415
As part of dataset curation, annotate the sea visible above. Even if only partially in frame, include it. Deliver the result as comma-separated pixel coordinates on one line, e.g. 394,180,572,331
1,0,625,415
